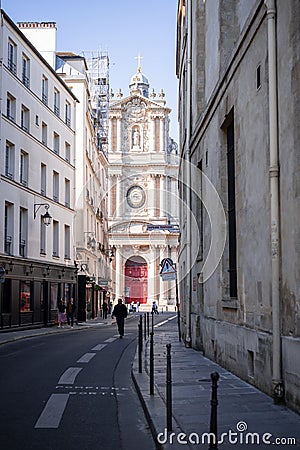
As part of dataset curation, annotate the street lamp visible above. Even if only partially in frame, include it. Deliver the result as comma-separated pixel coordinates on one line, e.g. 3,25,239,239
34,203,52,226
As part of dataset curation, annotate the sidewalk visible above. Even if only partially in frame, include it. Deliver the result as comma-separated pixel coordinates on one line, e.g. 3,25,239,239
0,315,117,346
132,315,300,450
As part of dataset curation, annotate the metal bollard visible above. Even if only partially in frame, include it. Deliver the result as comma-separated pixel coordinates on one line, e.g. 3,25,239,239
151,310,154,334
166,343,172,431
147,312,150,337
144,313,147,340
150,331,154,395
138,322,143,373
208,372,219,449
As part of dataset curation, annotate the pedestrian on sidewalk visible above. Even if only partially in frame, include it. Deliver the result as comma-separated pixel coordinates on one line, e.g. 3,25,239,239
57,298,66,328
112,298,128,338
152,301,159,314
66,298,76,328
102,300,108,319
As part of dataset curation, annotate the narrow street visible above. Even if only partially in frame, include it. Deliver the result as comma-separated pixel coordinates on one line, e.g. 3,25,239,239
0,316,160,450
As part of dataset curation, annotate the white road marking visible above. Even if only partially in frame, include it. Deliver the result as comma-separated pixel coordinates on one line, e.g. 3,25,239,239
34,393,69,428
91,343,107,351
104,337,116,343
58,367,82,385
77,353,96,363
154,315,177,328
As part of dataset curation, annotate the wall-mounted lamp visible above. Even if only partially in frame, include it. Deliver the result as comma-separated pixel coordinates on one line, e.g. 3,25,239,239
34,203,52,226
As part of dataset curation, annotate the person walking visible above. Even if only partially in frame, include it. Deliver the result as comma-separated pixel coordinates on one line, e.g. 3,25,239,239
57,298,66,328
102,300,108,319
66,298,76,328
112,298,128,338
152,301,159,314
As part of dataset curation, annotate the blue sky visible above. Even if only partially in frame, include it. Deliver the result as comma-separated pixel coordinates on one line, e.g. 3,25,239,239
3,0,179,140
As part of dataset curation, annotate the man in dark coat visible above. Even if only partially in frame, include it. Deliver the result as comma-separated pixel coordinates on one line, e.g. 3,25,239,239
112,298,128,338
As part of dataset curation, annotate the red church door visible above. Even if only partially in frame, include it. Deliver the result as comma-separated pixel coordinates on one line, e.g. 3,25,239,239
124,258,148,304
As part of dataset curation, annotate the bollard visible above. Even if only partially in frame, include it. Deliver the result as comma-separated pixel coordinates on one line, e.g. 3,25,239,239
150,331,154,395
144,313,147,340
151,310,154,334
138,322,143,373
208,372,219,449
139,315,143,343
147,312,150,337
166,343,172,431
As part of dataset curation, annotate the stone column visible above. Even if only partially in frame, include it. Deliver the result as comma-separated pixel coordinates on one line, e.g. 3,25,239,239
159,175,165,218
159,245,167,305
116,174,122,217
117,117,122,152
115,246,121,300
160,118,164,152
148,174,156,217
150,117,155,152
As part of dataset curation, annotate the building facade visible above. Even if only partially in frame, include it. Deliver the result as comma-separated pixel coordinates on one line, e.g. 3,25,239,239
56,52,110,321
176,0,300,412
108,64,179,310
0,11,77,328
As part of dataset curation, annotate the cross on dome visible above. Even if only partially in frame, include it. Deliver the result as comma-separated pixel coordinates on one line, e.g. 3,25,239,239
134,53,144,73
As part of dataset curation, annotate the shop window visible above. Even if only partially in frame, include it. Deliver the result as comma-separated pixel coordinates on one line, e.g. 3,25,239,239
20,280,32,312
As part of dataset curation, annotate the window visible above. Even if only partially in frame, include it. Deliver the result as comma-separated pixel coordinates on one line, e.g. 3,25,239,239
20,150,29,186
4,202,14,255
42,76,48,105
53,171,59,202
65,142,71,162
8,40,17,75
65,101,71,126
20,281,33,312
53,132,60,155
6,93,16,121
21,105,30,132
19,207,28,257
64,225,71,259
5,141,15,179
54,89,60,116
41,163,46,196
42,122,47,146
256,64,261,90
22,53,30,88
40,217,46,254
226,118,237,298
53,220,59,257
65,178,70,207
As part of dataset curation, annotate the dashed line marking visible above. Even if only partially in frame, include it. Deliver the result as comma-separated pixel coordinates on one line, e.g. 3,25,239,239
77,353,96,363
91,343,107,351
58,367,82,385
34,393,69,428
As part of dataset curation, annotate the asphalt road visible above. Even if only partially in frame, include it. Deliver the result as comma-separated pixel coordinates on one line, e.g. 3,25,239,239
0,315,158,450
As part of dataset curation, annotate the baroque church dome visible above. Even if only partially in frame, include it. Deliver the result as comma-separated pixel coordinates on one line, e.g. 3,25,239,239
129,63,149,98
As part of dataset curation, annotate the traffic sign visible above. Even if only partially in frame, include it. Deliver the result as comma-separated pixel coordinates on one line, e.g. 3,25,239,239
160,258,176,278
146,224,180,232
161,272,177,281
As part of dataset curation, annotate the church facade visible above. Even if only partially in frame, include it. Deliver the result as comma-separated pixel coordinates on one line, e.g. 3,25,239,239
107,64,179,310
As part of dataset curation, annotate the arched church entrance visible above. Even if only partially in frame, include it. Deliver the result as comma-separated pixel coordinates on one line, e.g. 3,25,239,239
124,256,148,304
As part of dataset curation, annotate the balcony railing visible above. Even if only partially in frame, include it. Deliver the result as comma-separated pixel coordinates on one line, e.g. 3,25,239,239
5,236,12,255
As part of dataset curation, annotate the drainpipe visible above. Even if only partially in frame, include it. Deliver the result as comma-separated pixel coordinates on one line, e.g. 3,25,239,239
265,0,283,402
185,0,192,347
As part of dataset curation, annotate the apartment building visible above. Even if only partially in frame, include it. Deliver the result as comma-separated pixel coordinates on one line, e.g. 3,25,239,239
0,10,77,328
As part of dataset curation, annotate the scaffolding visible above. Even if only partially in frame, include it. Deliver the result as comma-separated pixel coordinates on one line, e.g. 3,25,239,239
83,51,110,155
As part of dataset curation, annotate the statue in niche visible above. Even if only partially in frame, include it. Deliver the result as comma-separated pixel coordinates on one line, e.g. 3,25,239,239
132,127,140,147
